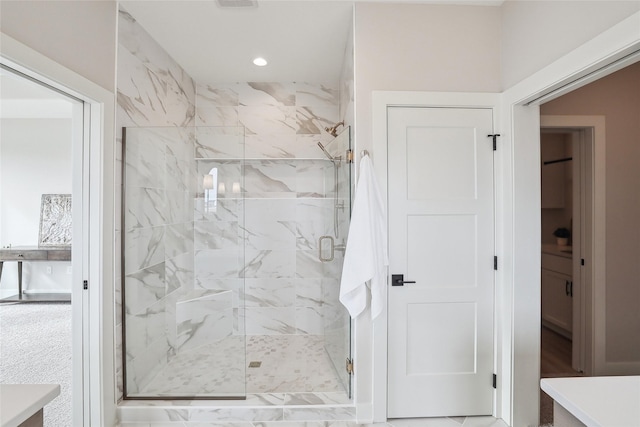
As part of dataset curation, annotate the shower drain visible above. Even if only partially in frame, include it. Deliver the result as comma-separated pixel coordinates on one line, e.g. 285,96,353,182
248,361,262,368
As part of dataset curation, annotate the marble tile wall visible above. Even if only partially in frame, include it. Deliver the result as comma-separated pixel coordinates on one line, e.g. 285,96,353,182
194,82,348,340
117,7,196,398
117,8,353,400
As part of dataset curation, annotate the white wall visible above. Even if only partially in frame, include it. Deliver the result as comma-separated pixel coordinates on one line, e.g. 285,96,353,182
0,0,117,92
353,3,502,420
354,3,501,156
501,0,640,89
357,3,639,425
0,118,73,294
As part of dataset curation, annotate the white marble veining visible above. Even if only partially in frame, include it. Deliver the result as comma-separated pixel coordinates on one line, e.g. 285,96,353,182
294,307,324,335
197,106,239,127
240,106,298,136
126,187,167,229
118,418,507,427
126,334,344,400
242,249,296,279
245,308,296,336
238,82,296,107
195,220,239,251
176,290,233,352
119,29,197,398
166,222,194,259
194,249,239,279
243,279,296,308
121,76,348,402
194,198,240,222
125,226,165,274
197,83,239,107
117,11,195,128
296,83,340,109
125,262,166,316
195,127,244,159
296,107,340,135
166,253,194,295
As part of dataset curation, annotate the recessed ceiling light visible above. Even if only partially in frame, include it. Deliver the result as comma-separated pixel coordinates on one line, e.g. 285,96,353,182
253,57,268,67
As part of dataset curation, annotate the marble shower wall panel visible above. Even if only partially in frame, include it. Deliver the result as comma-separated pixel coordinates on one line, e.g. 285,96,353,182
124,300,168,394
194,82,340,339
195,127,244,159
117,6,197,397
123,127,197,393
296,199,333,251
243,199,297,251
176,290,233,352
194,154,244,320
196,82,340,159
117,10,196,129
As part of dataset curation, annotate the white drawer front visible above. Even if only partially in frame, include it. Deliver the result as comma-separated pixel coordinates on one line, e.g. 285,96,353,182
542,253,572,275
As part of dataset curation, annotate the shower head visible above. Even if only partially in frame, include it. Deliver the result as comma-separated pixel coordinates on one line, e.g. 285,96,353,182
325,121,344,138
317,142,335,161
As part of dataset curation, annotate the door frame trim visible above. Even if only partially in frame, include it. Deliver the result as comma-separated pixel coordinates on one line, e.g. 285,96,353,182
0,33,116,426
502,11,640,427
370,92,503,422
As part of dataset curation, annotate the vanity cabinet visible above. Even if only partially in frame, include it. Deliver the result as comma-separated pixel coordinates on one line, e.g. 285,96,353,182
541,251,572,337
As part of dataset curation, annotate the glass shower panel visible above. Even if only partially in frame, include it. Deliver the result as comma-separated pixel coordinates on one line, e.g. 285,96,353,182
122,126,246,399
320,126,353,397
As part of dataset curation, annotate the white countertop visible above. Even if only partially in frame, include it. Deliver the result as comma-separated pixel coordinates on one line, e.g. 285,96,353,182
0,384,60,427
542,243,573,258
541,376,640,427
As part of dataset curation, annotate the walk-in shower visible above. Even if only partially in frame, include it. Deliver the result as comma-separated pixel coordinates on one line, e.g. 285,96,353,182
121,125,352,400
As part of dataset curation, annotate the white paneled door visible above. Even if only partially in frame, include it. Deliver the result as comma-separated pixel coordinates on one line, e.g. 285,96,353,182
387,106,495,418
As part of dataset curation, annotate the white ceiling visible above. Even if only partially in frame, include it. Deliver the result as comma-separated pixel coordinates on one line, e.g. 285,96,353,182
120,0,503,86
121,1,355,84
0,0,504,114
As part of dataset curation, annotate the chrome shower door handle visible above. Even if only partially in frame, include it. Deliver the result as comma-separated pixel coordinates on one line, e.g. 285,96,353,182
318,235,335,262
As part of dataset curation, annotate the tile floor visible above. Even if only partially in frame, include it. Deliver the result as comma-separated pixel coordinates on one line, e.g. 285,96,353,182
135,335,345,397
123,335,510,427
119,416,508,426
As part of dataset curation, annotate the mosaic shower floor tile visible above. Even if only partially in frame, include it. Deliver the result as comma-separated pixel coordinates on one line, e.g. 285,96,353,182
135,335,346,398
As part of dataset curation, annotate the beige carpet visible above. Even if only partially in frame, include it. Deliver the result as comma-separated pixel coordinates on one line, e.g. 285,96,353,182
0,302,72,426
540,389,554,426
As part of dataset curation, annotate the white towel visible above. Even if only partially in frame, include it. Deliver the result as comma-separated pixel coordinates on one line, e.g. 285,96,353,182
339,154,389,319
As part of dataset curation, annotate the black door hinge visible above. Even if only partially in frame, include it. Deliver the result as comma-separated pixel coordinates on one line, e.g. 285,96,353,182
581,258,585,266
494,256,498,270
83,280,88,290
488,134,501,151
493,373,497,389
346,358,354,375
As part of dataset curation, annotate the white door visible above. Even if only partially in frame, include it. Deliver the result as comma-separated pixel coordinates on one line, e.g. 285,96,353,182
387,106,495,418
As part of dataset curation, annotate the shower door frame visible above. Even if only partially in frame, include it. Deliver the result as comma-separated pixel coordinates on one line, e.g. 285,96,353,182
120,125,353,400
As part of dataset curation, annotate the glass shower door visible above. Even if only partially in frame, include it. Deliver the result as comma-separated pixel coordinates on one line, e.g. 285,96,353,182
122,126,246,399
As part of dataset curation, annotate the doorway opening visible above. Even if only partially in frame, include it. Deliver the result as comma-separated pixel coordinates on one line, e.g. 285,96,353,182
0,60,87,426
538,122,599,426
